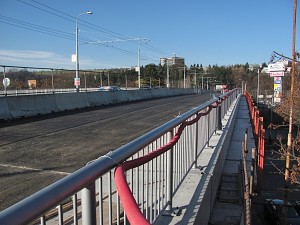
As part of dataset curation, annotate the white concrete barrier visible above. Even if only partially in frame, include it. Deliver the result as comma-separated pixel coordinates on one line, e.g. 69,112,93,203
0,88,198,120
7,95,58,119
0,97,12,120
55,93,89,111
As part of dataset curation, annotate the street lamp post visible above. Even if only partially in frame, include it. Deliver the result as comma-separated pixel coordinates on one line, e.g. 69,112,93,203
166,59,170,88
75,11,93,92
138,47,141,89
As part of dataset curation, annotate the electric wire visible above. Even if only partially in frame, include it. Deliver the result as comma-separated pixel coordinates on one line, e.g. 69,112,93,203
0,15,73,40
15,0,144,57
24,0,172,57
21,0,145,45
11,0,173,62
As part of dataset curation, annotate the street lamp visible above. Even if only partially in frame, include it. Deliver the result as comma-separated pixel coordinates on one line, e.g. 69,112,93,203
75,11,93,92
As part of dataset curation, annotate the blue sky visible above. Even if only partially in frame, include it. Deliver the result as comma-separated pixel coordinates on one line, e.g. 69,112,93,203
0,0,298,69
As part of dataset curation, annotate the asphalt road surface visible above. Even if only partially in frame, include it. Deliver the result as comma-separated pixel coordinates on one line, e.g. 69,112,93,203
0,93,212,210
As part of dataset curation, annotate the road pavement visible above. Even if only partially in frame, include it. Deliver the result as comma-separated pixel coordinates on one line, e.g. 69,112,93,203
0,93,212,210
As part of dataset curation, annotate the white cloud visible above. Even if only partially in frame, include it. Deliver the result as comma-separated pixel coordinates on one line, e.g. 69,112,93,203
0,49,74,69
0,50,55,59
0,49,135,69
0,49,109,69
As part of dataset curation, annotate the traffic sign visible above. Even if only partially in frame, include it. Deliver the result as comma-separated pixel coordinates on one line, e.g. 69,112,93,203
274,77,282,84
3,78,10,87
74,78,80,86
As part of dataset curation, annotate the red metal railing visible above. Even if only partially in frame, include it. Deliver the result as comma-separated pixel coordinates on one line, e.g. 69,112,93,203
243,91,265,193
114,94,232,225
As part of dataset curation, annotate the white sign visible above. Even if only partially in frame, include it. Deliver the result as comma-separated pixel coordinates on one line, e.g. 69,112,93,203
74,78,80,86
268,63,285,72
270,71,285,77
274,97,281,103
3,78,10,87
258,95,264,99
216,85,227,90
71,54,76,63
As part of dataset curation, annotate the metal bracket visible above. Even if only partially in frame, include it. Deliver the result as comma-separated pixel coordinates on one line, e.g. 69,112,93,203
163,207,182,217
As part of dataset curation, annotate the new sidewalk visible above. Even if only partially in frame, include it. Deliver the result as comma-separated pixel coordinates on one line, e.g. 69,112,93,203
155,94,256,225
208,95,256,225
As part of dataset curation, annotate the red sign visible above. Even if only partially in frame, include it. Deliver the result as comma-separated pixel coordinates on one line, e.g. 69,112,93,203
270,71,285,77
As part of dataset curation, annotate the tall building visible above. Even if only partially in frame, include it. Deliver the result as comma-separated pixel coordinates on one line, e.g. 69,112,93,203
160,56,185,67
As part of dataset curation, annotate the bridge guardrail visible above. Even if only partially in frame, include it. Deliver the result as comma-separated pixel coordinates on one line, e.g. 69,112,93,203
0,89,240,225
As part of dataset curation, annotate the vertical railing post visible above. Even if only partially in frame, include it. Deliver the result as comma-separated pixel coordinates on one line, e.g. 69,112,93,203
58,204,63,225
257,119,265,195
244,128,248,153
250,147,256,204
217,103,222,130
194,114,199,169
40,216,46,225
82,183,96,225
207,108,210,147
242,129,251,225
73,194,78,225
166,129,174,212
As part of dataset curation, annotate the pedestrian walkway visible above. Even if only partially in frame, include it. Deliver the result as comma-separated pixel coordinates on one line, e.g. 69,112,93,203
208,95,255,225
155,94,258,225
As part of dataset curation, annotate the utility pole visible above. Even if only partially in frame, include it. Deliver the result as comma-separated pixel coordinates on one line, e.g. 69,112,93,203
194,68,197,88
138,46,141,88
183,64,186,88
82,37,148,89
283,0,297,224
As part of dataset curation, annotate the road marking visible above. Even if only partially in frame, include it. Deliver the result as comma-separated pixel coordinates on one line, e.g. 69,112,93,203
0,163,70,176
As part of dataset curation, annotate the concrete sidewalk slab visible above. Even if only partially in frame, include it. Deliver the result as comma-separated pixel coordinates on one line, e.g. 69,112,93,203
155,95,242,225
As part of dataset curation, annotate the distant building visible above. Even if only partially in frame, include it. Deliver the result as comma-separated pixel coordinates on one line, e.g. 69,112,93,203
160,56,185,67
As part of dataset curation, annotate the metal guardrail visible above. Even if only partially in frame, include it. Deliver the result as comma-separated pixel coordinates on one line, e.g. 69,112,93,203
0,89,240,225
0,87,143,96
0,88,99,96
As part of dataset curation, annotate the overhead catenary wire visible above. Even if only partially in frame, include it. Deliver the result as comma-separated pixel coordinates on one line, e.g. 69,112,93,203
23,0,138,43
17,0,173,59
4,0,174,67
0,15,74,41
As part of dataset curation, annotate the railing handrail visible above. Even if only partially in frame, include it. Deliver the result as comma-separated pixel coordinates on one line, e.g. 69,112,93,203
0,89,238,225
114,101,223,225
